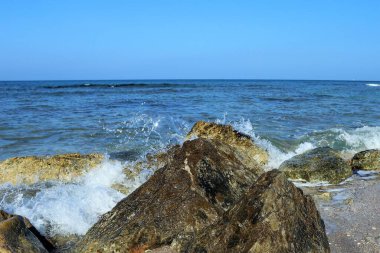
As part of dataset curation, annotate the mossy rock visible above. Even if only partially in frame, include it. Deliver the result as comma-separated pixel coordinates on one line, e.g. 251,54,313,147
0,153,103,185
279,147,352,184
351,149,380,171
186,121,268,167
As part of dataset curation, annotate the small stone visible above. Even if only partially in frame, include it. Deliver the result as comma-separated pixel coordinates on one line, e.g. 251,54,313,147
317,192,332,201
344,198,354,205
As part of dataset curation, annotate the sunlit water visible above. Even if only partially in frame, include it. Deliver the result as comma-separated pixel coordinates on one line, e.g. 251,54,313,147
0,80,379,236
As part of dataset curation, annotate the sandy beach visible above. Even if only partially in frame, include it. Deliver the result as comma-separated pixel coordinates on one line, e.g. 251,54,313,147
302,173,380,253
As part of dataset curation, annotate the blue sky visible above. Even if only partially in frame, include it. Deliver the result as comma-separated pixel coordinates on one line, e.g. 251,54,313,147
0,1,379,80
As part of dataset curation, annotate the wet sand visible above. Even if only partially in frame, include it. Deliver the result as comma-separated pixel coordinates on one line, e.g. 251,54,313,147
301,172,380,253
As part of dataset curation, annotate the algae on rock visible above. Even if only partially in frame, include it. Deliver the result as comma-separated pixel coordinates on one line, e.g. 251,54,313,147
186,121,269,166
0,153,104,185
279,147,352,184
351,149,380,171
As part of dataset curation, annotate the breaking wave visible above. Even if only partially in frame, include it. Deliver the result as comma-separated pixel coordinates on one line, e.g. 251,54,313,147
0,158,150,236
366,83,380,87
42,83,193,89
227,118,380,169
0,115,379,237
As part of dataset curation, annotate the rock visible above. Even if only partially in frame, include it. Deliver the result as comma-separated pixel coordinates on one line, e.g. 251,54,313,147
306,191,333,202
186,121,268,166
113,146,181,195
178,170,330,253
279,147,352,184
74,138,264,252
351,149,380,171
0,210,54,253
0,153,104,185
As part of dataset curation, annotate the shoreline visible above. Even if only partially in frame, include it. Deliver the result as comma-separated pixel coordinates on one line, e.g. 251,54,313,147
1,154,379,252
305,174,380,253
0,122,378,252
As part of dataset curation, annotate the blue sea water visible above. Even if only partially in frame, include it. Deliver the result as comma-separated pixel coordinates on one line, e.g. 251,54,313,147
1,80,379,162
0,79,379,236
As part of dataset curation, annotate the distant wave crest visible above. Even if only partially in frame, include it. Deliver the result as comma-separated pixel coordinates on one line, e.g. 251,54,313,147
366,83,380,87
42,83,186,89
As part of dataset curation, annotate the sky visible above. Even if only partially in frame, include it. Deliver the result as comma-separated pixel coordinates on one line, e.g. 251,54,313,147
0,1,379,81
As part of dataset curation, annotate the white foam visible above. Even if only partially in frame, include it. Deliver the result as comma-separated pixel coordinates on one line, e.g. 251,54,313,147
356,170,379,177
366,83,380,87
220,117,380,169
0,158,148,236
291,180,331,188
333,126,380,153
230,118,315,169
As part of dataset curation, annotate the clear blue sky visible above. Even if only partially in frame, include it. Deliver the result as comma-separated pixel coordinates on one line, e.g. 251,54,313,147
0,1,379,80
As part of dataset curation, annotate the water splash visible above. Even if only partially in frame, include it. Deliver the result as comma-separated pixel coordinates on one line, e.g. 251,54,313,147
0,158,148,236
101,114,190,159
228,118,315,169
220,117,380,169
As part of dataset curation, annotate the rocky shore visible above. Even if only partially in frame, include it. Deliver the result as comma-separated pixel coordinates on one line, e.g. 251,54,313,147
0,121,379,252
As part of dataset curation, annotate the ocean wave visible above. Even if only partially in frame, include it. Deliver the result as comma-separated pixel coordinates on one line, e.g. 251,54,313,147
1,116,379,237
0,158,149,236
230,118,316,169
42,83,190,89
366,83,380,87
226,118,380,169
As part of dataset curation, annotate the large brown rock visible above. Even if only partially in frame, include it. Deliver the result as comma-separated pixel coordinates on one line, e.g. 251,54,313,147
0,210,54,253
351,149,380,171
186,121,268,166
74,138,264,252
279,147,352,184
0,153,104,185
178,170,330,253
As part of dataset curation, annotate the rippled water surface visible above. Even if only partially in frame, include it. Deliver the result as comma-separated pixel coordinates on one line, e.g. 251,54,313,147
1,80,379,161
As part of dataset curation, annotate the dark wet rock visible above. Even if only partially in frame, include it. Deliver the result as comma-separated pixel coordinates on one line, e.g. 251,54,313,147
351,149,380,171
0,210,54,253
279,147,352,184
112,146,181,195
0,153,104,185
186,121,269,166
74,137,329,252
178,170,330,253
47,234,81,252
74,138,264,252
122,145,180,180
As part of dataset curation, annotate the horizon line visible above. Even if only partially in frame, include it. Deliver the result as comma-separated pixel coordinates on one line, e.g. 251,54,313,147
1,78,379,82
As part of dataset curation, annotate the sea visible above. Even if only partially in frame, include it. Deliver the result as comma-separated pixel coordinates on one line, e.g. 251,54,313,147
0,80,379,237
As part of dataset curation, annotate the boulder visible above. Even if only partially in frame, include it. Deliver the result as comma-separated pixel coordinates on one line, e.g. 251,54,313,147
0,210,54,253
178,170,330,253
0,153,104,185
351,149,380,171
279,147,352,184
74,138,264,252
186,121,268,166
